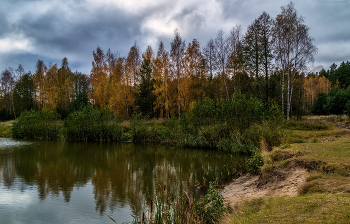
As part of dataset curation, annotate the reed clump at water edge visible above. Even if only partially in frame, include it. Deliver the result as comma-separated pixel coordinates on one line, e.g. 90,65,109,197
108,182,229,224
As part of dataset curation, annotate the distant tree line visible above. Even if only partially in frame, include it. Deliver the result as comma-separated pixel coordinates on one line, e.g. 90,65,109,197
1,2,349,121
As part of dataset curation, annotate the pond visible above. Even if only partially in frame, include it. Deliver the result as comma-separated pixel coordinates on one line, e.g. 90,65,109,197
0,138,243,223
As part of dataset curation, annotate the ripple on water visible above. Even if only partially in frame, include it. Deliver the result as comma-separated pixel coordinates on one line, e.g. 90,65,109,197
0,138,31,151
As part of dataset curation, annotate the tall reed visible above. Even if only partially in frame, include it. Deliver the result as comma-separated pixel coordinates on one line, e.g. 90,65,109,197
128,182,227,224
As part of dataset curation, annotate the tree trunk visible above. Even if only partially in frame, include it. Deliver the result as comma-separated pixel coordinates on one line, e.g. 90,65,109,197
265,44,268,105
286,70,290,120
177,72,181,118
223,70,229,99
289,83,294,119
281,71,285,117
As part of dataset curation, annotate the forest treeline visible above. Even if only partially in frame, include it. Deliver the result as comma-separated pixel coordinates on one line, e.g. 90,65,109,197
12,92,284,155
0,2,349,122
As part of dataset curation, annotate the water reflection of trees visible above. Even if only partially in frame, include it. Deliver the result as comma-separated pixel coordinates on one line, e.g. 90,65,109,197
0,141,243,215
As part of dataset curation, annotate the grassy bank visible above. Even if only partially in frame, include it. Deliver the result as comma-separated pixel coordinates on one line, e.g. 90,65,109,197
224,194,350,223
0,120,13,138
223,117,350,223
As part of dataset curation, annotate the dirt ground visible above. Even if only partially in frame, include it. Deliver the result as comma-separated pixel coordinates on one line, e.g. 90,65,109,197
221,168,307,208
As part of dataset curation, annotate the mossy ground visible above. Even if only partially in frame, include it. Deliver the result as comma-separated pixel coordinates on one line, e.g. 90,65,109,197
224,116,350,223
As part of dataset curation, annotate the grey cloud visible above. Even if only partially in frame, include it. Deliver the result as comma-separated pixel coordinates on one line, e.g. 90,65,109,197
217,0,350,68
0,1,151,73
173,6,206,29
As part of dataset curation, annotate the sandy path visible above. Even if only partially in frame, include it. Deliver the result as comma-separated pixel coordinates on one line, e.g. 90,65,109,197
221,168,307,208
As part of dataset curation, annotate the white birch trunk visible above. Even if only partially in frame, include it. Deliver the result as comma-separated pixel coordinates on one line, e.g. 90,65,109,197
281,71,285,117
286,71,290,120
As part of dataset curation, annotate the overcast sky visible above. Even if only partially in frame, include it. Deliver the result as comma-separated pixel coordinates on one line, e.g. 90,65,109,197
0,0,349,75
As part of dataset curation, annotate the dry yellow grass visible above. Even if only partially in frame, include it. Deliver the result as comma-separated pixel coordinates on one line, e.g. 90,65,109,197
0,120,13,138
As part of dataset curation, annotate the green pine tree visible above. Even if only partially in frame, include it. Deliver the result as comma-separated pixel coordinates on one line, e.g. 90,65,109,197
135,58,156,117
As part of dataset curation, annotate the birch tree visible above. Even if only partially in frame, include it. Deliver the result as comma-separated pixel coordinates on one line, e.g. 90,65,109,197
214,30,229,98
202,38,216,78
273,2,317,119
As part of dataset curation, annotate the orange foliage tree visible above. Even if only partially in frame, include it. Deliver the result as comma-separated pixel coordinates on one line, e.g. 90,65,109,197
153,41,171,118
33,60,47,110
44,64,58,110
90,47,109,109
303,74,331,112
183,39,202,110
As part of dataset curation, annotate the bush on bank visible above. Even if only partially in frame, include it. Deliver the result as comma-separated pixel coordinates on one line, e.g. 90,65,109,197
12,109,61,139
63,105,123,141
175,93,284,153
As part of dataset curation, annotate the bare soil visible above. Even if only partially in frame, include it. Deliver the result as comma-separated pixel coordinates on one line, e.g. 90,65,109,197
221,167,307,208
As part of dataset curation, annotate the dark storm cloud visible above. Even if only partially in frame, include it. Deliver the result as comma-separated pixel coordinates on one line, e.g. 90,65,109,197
0,0,153,73
15,4,144,53
0,0,349,74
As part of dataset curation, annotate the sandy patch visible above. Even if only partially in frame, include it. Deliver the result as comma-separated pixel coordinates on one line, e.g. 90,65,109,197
221,168,307,208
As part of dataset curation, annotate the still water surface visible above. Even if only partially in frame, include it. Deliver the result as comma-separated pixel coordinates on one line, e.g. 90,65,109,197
0,138,242,223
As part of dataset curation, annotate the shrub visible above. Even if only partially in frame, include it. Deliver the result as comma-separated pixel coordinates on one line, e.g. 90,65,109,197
260,122,285,151
196,182,228,224
345,100,350,117
12,109,61,139
245,148,264,174
312,93,328,115
129,113,151,142
182,93,284,153
63,105,123,141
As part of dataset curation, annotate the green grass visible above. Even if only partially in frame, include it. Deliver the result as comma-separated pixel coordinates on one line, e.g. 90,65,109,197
285,124,350,144
283,119,330,131
279,136,350,165
224,193,350,224
0,120,13,138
